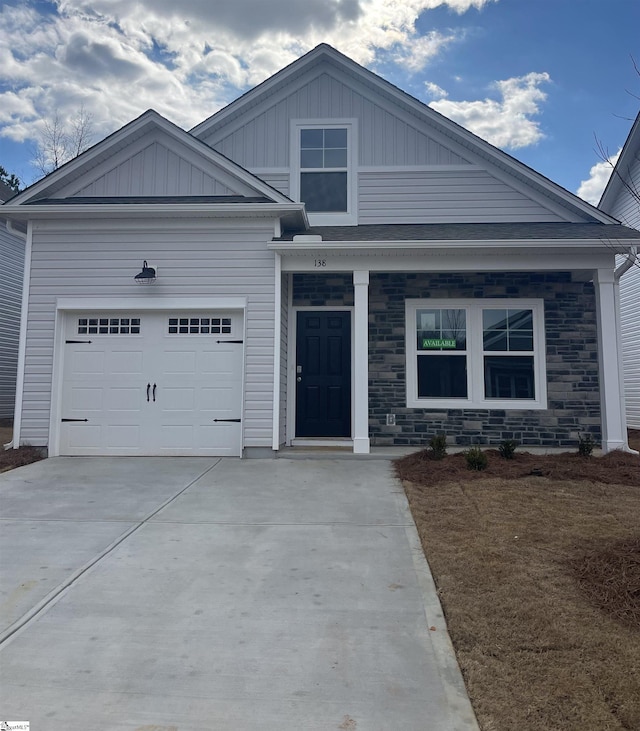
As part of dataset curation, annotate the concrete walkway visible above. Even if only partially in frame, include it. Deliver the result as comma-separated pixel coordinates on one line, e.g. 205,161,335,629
0,457,478,731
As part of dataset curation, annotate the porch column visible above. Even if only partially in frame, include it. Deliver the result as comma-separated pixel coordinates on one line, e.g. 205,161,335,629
594,269,627,452
353,270,370,454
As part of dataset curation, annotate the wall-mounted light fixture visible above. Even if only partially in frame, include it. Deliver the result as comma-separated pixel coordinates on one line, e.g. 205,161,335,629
134,260,157,284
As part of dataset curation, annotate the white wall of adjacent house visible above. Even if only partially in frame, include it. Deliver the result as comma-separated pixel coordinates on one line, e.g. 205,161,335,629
0,223,24,419
609,153,640,429
18,216,278,451
200,69,571,224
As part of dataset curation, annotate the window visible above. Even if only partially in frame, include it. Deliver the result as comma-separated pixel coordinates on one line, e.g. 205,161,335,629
78,317,140,335
406,299,546,409
291,120,357,224
168,317,232,335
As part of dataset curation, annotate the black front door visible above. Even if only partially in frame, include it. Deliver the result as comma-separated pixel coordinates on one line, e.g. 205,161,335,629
296,311,351,438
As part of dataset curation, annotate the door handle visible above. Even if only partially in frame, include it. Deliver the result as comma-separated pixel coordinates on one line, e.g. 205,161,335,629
146,383,151,402
152,383,157,402
297,376,302,382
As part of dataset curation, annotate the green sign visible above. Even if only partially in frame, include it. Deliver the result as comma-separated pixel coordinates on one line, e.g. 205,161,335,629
422,338,456,349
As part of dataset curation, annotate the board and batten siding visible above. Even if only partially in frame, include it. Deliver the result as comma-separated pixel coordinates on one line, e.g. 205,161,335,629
70,142,237,198
0,224,24,419
19,218,277,448
200,71,471,169
358,169,565,224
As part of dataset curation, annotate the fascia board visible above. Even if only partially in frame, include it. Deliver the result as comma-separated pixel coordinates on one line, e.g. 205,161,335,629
0,202,307,222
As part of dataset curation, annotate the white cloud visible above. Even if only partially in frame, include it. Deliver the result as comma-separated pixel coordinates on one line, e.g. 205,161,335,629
430,72,551,149
576,151,620,205
424,81,448,99
0,0,499,180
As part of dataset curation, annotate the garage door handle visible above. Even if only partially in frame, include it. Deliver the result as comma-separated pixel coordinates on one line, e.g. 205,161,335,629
153,383,157,402
146,383,151,402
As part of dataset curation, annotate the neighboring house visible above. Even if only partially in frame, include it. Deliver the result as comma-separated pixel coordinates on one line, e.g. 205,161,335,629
2,44,640,457
0,180,25,423
598,111,640,429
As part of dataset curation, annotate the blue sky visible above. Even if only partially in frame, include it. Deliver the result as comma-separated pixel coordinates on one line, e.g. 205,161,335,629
1,0,638,202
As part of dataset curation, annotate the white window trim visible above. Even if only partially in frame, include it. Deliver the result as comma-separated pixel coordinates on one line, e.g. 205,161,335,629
290,119,358,226
405,298,547,410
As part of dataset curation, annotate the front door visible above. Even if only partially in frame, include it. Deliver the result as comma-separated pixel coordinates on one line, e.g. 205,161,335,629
296,310,351,438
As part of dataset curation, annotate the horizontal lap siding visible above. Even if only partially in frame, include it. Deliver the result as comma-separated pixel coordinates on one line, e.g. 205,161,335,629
359,170,565,223
21,219,276,447
0,227,24,418
620,264,640,427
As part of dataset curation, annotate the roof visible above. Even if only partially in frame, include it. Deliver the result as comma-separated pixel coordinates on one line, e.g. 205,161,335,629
274,222,640,242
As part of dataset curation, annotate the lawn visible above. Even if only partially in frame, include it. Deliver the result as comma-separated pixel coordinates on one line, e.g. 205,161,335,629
395,432,640,731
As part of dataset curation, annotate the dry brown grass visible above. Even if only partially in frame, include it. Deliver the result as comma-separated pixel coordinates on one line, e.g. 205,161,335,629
396,436,640,731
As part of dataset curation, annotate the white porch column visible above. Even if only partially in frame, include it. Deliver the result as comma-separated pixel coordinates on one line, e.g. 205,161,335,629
353,270,370,454
594,269,627,452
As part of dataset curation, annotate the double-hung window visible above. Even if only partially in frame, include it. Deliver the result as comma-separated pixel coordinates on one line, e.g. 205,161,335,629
291,120,357,224
406,299,546,409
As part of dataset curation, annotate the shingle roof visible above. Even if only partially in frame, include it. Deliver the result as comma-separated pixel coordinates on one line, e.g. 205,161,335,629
274,222,640,242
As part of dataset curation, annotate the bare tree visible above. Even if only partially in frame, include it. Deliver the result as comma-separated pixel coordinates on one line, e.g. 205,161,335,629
32,106,95,177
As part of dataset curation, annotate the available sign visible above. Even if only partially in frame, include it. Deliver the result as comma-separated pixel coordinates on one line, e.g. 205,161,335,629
422,338,456,349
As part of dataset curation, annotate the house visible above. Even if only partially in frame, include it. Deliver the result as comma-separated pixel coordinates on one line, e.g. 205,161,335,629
2,44,639,457
598,111,640,429
0,180,25,423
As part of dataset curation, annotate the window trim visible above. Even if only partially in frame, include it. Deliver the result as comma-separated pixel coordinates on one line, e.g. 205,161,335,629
405,298,547,410
290,119,358,226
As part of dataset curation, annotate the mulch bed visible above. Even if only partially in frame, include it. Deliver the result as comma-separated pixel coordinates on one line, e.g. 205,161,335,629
0,445,45,473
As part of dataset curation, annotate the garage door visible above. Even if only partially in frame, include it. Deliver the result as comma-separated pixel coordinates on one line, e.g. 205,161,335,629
59,311,244,456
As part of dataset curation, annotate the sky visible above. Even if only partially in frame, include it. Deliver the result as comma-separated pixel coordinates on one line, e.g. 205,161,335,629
1,0,639,204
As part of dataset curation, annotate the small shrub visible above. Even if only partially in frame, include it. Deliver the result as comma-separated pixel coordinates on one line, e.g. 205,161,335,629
499,439,518,460
465,447,488,471
429,434,448,460
578,433,595,457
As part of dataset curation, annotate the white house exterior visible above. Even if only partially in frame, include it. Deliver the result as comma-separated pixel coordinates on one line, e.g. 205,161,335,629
3,45,640,456
0,181,24,421
599,111,640,429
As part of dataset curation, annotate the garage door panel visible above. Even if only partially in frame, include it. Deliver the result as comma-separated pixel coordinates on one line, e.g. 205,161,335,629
160,387,196,410
68,351,105,376
60,311,244,456
107,349,144,374
70,387,103,411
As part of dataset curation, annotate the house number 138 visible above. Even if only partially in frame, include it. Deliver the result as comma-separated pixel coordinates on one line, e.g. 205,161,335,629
314,259,327,267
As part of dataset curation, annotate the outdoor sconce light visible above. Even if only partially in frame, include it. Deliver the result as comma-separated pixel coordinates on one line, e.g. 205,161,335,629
134,260,157,284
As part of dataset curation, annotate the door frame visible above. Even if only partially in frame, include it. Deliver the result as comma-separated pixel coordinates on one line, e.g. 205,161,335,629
49,296,247,456
286,306,354,445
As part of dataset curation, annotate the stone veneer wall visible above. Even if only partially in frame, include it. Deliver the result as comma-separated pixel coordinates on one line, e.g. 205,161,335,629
292,272,601,448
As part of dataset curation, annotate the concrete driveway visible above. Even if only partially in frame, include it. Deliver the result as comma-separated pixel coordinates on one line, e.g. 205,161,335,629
0,456,478,731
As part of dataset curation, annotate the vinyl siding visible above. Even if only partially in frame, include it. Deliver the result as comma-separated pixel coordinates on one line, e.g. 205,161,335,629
358,169,565,223
0,225,24,419
620,263,640,428
20,218,277,447
71,142,237,197
607,152,639,428
201,71,470,169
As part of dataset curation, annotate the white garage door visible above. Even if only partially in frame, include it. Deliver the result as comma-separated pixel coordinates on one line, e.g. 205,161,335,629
59,311,244,456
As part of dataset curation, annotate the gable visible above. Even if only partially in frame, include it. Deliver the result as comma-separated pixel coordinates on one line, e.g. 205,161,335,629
194,45,614,226
54,128,270,200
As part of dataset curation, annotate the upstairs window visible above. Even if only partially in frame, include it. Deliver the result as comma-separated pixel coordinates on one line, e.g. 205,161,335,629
291,120,357,225
300,128,348,212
